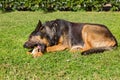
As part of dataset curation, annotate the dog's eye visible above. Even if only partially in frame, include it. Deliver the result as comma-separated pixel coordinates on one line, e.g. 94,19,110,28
40,26,45,33
29,35,32,38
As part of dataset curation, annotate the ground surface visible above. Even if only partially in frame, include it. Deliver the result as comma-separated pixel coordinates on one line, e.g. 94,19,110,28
0,11,120,80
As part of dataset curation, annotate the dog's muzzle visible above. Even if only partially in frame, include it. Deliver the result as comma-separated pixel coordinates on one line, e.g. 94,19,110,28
23,42,46,52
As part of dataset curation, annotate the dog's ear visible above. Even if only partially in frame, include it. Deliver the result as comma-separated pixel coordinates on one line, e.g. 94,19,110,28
35,20,42,31
52,23,57,33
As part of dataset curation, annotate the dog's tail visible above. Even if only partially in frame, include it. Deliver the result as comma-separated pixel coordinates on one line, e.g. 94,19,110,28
81,46,117,55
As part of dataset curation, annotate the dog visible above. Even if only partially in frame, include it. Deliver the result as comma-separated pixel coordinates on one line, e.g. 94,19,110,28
24,19,118,57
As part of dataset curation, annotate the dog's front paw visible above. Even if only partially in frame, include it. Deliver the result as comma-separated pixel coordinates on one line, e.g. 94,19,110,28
33,52,43,58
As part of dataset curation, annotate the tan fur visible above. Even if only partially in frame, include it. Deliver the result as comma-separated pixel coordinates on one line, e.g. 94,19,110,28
33,52,43,58
46,36,68,52
81,25,116,52
69,24,116,53
31,36,49,46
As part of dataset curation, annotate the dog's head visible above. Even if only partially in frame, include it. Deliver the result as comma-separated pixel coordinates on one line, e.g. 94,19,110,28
23,20,60,52
23,20,49,52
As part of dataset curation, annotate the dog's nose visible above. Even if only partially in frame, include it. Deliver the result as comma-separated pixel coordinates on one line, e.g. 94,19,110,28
23,43,28,48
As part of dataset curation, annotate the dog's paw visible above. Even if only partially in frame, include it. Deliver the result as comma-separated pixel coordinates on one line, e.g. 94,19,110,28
33,52,43,58
26,51,32,55
70,47,81,53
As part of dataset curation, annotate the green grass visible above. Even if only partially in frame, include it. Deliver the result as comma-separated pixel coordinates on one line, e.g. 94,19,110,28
0,11,120,80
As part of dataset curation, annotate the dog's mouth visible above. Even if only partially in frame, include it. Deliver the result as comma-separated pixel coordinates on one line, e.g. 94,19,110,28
28,45,41,53
26,45,45,58
28,44,46,53
31,45,42,54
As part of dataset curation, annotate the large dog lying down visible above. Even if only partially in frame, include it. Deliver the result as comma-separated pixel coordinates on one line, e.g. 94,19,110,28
24,19,118,57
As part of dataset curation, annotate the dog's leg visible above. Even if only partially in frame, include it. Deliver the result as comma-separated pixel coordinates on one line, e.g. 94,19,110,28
46,44,68,52
46,35,69,52
70,32,92,53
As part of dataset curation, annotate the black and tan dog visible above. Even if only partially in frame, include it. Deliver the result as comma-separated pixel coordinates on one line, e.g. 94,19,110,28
24,19,118,57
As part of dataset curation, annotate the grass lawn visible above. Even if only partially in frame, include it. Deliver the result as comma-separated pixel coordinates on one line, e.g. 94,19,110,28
0,11,120,80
